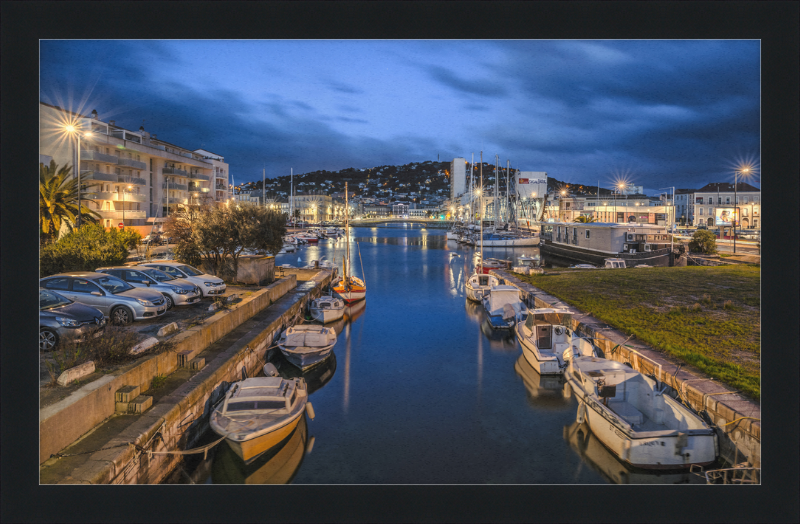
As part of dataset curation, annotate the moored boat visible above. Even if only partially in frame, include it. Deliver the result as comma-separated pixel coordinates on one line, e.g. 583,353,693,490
332,182,367,304
566,356,718,469
465,273,500,302
278,325,337,370
210,376,313,464
481,284,526,330
515,308,600,374
309,295,345,323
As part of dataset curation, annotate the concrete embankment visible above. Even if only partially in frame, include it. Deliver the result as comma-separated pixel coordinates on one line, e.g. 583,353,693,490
40,269,334,484
493,269,761,469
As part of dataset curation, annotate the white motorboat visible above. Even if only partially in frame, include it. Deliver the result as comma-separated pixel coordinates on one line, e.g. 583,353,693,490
278,325,337,370
566,356,718,469
515,308,600,374
465,273,500,302
481,285,526,330
569,264,596,269
604,258,627,269
309,295,345,324
210,375,313,464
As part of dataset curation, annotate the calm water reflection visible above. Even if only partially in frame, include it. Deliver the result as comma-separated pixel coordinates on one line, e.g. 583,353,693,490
165,225,704,484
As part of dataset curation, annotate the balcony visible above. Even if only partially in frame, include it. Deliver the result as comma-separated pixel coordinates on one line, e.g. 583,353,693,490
81,171,147,186
164,183,188,191
96,210,146,220
189,173,210,182
162,167,188,176
84,191,147,202
80,150,119,164
118,158,147,170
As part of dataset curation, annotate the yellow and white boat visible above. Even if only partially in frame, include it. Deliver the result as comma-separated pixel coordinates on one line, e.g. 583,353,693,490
210,376,314,464
332,181,367,303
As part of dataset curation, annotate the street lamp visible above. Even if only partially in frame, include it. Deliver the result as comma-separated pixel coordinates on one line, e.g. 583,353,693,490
121,185,132,229
560,190,566,221
63,125,93,227
733,167,751,254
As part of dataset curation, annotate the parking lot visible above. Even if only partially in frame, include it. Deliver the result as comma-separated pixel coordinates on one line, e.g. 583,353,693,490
39,284,261,405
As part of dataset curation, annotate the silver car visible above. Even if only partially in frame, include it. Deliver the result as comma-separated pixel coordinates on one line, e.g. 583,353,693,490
141,262,227,297
39,272,168,325
95,266,202,309
40,288,106,351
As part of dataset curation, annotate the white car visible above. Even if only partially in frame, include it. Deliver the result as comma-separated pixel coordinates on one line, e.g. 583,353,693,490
141,262,227,297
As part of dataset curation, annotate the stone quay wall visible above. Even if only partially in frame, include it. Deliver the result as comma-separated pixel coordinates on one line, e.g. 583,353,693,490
39,274,298,465
47,270,334,484
493,270,761,469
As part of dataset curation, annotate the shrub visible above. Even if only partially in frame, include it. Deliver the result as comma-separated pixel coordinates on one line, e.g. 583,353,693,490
688,230,718,254
701,293,713,305
723,300,734,310
689,303,702,312
39,223,141,277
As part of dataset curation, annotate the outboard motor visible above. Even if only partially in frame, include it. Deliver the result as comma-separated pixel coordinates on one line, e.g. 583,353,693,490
263,362,280,377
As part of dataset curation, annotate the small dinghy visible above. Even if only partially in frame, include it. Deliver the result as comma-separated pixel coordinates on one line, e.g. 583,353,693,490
210,376,313,464
465,273,499,302
565,356,718,469
309,295,345,324
278,325,337,370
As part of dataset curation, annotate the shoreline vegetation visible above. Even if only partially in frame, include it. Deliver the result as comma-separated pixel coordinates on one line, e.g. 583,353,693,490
514,265,761,399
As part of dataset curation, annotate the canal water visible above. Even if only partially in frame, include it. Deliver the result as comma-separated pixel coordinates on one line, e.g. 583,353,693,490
164,224,705,484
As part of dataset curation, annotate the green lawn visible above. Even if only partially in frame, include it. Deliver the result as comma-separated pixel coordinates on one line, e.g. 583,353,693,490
514,266,761,399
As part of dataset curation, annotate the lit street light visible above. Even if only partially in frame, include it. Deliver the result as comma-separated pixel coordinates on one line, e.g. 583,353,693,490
63,125,93,227
734,166,752,254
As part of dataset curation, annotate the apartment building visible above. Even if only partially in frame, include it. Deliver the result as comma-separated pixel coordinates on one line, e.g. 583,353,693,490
277,194,347,222
39,102,232,233
675,182,761,229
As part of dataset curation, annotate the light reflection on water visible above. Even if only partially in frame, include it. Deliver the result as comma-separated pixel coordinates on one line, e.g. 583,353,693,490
164,226,704,484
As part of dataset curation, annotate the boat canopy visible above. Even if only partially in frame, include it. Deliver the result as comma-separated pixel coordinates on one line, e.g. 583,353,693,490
525,310,572,330
485,286,520,312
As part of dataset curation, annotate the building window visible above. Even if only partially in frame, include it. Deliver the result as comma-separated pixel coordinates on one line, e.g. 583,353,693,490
699,208,703,215
754,196,759,203
725,197,730,204
585,229,590,239
708,197,712,204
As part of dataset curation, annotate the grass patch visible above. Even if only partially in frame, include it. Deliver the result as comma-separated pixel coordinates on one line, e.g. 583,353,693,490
517,265,761,399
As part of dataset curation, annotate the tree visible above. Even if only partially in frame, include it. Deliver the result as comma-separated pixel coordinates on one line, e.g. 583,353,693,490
40,161,101,243
164,203,287,280
688,230,718,254
40,223,141,277
574,214,597,223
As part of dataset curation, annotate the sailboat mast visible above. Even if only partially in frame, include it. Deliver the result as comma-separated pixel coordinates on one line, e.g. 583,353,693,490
262,166,265,209
494,154,500,227
290,168,293,225
480,151,483,273
505,160,510,225
345,182,349,284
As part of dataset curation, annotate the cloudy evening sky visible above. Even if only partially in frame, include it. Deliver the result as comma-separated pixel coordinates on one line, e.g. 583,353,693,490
40,40,760,193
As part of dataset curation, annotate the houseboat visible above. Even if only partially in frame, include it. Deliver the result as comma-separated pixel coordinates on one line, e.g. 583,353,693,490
540,222,678,267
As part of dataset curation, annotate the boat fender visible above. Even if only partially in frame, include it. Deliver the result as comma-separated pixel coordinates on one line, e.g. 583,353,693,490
305,436,315,455
241,367,247,381
576,402,586,424
263,363,280,377
306,402,316,420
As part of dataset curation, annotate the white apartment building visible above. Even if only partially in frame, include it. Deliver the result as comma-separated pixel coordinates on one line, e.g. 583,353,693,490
675,182,761,229
278,194,347,222
39,102,232,233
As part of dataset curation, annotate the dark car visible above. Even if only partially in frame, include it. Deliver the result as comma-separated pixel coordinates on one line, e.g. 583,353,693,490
40,288,106,351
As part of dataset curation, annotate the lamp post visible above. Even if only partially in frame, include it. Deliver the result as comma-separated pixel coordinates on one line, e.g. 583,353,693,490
121,185,132,229
64,126,93,228
733,167,750,254
560,190,566,221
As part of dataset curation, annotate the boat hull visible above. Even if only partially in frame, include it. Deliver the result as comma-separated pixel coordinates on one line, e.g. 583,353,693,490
279,345,334,371
540,240,673,267
223,414,303,465
309,307,345,323
465,283,487,302
518,335,563,375
480,235,539,247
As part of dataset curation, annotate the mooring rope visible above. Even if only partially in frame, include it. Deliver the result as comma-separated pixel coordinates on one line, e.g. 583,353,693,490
147,435,226,461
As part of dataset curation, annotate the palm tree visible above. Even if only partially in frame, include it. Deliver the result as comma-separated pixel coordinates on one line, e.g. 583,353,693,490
40,161,101,243
574,214,597,223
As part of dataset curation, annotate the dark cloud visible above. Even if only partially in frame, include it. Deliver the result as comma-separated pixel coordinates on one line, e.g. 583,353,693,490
422,65,508,98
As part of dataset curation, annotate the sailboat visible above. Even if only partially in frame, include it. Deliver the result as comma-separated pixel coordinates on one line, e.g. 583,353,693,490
465,152,496,300
332,182,366,303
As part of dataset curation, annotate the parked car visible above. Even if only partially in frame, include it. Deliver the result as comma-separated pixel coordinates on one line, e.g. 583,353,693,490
95,266,202,309
39,272,168,325
39,288,106,351
140,261,227,297
141,233,161,245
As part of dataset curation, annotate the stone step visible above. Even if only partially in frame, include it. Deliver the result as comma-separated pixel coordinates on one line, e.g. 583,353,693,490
115,385,141,403
189,357,205,371
128,395,153,414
